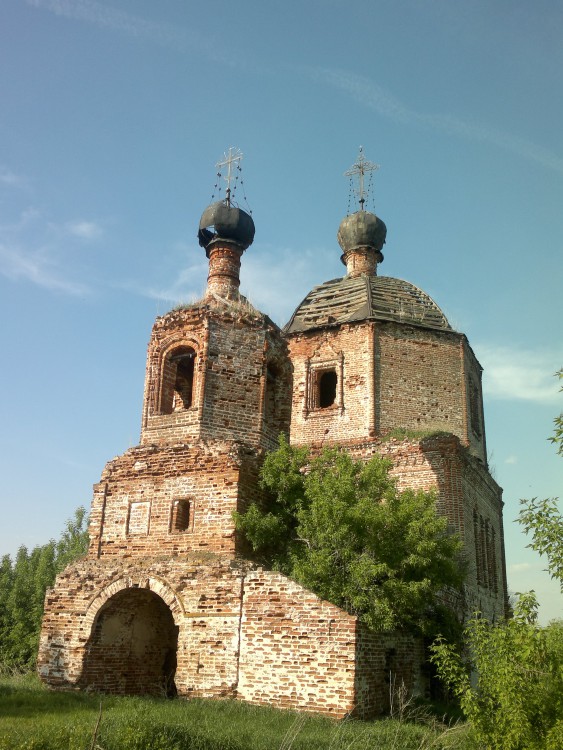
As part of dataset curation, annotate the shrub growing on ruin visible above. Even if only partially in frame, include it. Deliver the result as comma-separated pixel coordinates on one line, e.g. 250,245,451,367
235,436,464,636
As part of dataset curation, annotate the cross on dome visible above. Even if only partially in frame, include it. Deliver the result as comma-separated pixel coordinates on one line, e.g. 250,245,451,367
216,147,243,206
344,147,379,211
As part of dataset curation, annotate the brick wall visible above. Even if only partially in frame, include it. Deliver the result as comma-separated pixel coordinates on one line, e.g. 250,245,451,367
343,434,507,621
141,302,290,452
238,570,358,715
287,320,487,463
87,441,264,558
376,323,466,439
288,324,375,445
38,557,422,717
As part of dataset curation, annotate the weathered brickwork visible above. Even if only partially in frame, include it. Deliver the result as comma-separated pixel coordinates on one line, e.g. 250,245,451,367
87,440,266,558
141,301,291,452
288,320,487,464
39,200,508,717
288,325,376,445
38,557,418,717
379,435,507,621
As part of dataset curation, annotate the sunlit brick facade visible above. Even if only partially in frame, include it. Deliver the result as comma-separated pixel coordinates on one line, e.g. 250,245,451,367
38,192,508,717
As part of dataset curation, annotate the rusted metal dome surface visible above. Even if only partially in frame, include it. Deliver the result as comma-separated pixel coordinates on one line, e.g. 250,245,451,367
198,201,255,254
337,210,387,254
284,275,452,334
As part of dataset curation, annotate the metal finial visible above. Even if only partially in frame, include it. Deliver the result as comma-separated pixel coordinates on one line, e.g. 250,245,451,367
344,146,379,211
216,147,243,207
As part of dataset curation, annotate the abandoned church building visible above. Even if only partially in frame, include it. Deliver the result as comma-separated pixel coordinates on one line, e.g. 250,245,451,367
38,151,508,718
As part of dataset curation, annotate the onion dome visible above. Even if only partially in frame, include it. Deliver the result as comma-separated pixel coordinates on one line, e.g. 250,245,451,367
337,210,387,276
337,210,387,255
198,200,255,257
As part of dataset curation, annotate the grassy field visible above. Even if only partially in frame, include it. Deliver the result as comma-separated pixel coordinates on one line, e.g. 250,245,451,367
0,673,475,750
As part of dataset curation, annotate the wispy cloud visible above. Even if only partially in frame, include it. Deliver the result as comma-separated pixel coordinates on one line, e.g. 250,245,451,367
505,455,518,465
119,242,324,327
0,243,89,295
308,67,563,175
0,166,27,188
118,257,208,307
478,344,562,404
0,205,97,295
242,245,329,326
26,0,235,64
64,220,103,240
509,562,533,573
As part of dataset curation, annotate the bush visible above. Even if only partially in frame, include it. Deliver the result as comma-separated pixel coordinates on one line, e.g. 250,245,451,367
235,437,464,637
431,594,563,750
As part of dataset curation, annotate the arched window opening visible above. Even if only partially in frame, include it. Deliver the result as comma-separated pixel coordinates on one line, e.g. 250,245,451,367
318,369,337,408
489,528,498,593
161,346,196,414
171,349,195,410
480,517,488,589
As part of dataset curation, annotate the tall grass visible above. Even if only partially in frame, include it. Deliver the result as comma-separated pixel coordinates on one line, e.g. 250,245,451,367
0,673,475,750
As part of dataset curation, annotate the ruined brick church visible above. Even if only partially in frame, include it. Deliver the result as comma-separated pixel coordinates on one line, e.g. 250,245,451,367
39,152,508,718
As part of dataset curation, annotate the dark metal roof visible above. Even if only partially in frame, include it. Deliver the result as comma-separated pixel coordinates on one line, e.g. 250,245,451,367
337,210,387,254
198,201,255,254
284,275,452,334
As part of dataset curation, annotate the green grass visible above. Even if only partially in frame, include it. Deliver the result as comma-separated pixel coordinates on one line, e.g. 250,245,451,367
379,428,453,443
0,673,475,750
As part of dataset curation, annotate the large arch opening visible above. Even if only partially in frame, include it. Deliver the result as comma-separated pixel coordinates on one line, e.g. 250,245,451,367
81,588,178,697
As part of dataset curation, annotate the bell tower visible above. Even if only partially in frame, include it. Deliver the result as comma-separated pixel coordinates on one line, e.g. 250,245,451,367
140,150,290,452
81,150,291,559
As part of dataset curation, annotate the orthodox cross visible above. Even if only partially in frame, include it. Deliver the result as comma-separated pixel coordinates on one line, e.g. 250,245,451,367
344,147,379,210
216,147,243,206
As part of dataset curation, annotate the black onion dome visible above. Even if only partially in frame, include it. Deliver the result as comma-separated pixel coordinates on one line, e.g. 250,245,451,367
337,210,387,255
284,275,451,334
198,201,255,255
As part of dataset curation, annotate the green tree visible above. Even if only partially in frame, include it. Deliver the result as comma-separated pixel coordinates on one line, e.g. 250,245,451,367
54,505,89,573
518,370,563,590
0,506,89,671
235,437,464,635
431,595,563,750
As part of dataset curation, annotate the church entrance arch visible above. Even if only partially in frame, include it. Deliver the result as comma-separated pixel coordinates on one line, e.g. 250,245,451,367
81,588,178,697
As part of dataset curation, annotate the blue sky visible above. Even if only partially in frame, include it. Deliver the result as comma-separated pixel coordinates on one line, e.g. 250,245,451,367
0,0,561,623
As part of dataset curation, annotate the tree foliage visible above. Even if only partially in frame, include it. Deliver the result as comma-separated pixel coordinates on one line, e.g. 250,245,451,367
0,507,89,671
235,437,464,635
518,497,563,592
518,370,563,591
431,595,563,750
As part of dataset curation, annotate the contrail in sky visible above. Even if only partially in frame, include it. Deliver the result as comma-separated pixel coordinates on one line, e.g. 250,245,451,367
310,67,563,176
25,0,235,65
27,0,563,175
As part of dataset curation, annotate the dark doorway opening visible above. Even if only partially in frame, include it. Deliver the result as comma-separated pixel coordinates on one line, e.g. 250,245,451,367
81,589,178,697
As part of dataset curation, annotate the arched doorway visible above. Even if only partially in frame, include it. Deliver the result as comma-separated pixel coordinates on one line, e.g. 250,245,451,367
81,588,178,697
